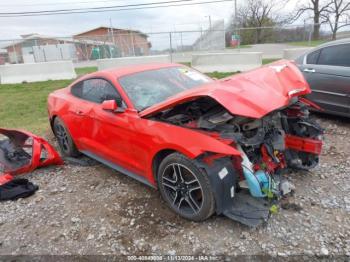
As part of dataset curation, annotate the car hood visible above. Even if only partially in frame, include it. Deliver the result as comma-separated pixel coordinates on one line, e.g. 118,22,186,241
139,60,311,119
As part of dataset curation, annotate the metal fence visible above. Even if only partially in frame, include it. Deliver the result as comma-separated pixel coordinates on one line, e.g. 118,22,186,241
0,20,225,65
230,23,350,46
0,21,349,65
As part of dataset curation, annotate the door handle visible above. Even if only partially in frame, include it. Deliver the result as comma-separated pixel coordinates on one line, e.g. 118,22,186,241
303,68,316,73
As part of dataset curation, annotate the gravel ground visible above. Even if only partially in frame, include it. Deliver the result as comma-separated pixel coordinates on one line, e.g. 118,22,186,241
0,114,349,259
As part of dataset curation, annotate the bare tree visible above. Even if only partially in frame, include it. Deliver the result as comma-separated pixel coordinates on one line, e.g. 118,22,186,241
234,0,287,44
322,0,350,39
295,0,332,40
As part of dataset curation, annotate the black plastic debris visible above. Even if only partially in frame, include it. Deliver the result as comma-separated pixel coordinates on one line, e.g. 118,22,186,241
0,179,39,201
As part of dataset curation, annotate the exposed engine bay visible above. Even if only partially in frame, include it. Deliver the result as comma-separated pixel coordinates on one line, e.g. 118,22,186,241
152,96,323,199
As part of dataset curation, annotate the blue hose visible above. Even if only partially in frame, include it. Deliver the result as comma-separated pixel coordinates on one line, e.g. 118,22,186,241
242,167,270,198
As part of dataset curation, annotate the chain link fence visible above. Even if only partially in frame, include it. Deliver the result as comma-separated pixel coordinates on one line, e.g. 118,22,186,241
229,23,350,47
0,20,225,65
0,21,349,65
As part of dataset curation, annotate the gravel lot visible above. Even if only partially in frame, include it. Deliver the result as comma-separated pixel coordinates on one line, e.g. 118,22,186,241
0,113,349,258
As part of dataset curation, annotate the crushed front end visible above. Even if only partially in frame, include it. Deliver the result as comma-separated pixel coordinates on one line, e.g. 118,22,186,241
218,98,323,226
145,60,324,226
221,98,323,199
155,96,323,226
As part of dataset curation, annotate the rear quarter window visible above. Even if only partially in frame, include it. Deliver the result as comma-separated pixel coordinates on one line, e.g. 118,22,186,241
70,78,123,105
71,82,83,98
306,50,320,64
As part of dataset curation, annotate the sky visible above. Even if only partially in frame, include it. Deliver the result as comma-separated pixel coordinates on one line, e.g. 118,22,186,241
0,0,236,38
0,0,302,50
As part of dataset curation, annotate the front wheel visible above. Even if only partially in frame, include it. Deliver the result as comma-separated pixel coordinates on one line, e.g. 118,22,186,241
157,153,215,221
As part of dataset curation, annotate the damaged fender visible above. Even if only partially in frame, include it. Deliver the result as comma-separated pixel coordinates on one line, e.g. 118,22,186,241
0,128,63,175
195,154,270,227
195,155,238,214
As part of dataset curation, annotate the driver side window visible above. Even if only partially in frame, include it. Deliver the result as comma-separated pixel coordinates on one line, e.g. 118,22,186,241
71,78,123,106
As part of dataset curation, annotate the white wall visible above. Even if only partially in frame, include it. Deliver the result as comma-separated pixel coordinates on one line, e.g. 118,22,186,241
97,55,171,70
0,61,76,84
191,52,263,73
31,44,77,62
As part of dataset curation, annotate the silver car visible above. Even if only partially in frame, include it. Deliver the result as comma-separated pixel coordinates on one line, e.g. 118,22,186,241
295,38,350,117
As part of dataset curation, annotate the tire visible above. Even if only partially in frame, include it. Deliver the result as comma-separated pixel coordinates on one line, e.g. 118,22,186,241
53,117,80,157
157,153,215,221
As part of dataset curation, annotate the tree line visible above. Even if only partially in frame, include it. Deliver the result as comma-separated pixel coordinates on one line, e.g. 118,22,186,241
226,0,350,45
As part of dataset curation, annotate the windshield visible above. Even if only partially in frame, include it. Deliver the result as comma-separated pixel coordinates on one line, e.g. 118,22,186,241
118,66,212,111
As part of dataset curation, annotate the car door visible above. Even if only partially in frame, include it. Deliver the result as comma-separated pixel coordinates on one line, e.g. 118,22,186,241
299,43,350,115
65,80,95,150
79,78,146,176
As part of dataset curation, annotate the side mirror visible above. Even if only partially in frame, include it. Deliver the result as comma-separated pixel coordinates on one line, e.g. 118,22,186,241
102,100,117,111
101,100,125,113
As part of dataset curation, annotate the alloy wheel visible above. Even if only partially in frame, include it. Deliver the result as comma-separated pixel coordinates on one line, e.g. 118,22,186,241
161,163,204,215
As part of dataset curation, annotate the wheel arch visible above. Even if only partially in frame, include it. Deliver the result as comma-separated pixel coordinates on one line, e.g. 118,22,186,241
50,115,58,133
149,139,241,185
151,149,177,185
150,147,239,184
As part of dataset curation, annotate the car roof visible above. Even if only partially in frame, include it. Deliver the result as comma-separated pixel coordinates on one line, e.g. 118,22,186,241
296,37,350,62
316,37,350,48
99,63,184,78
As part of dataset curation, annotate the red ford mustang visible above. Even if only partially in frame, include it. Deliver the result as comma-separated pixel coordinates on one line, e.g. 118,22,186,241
48,61,323,226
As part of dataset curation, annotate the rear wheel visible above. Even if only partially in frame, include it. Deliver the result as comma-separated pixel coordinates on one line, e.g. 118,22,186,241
53,117,80,157
157,153,215,221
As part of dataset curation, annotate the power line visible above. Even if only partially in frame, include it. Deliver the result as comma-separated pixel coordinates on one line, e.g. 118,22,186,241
1,0,205,15
0,0,128,8
0,0,232,17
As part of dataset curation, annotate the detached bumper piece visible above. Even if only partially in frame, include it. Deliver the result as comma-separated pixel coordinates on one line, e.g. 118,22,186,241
223,190,270,227
0,128,63,176
0,128,62,201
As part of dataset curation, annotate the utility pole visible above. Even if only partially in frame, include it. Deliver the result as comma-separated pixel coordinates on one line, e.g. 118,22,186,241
180,32,183,52
12,41,18,64
200,26,203,50
109,18,115,58
110,18,115,44
130,30,136,56
205,15,212,50
234,0,237,32
206,15,212,31
169,32,173,62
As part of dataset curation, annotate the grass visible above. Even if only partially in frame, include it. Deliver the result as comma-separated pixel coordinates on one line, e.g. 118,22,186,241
0,80,73,134
227,44,252,49
75,66,98,76
206,71,238,79
288,40,328,47
0,66,100,134
179,62,191,67
205,59,280,79
262,58,279,64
